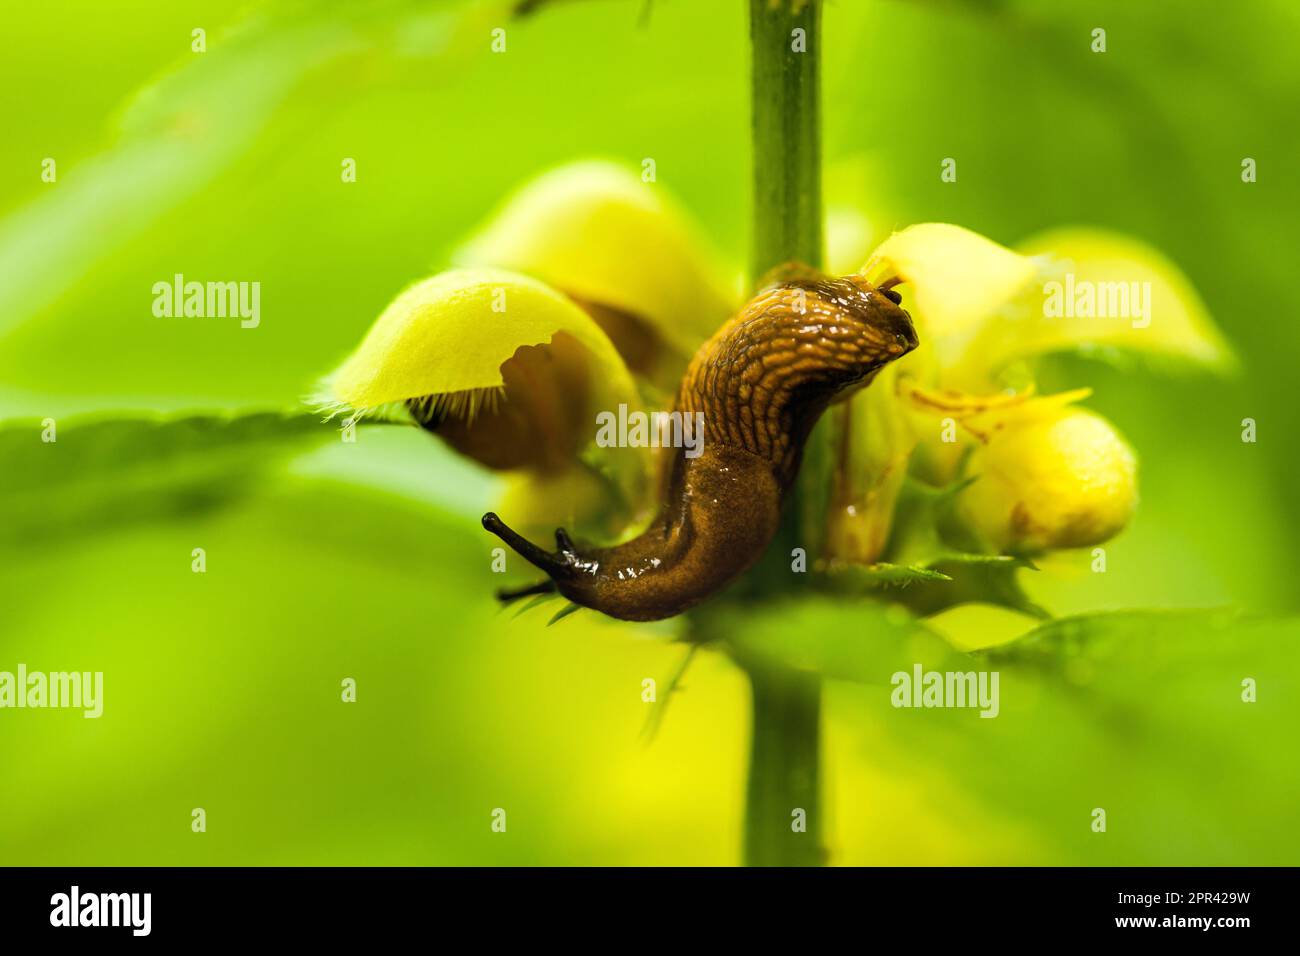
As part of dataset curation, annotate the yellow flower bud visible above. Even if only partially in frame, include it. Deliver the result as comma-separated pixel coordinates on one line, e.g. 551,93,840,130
957,407,1137,554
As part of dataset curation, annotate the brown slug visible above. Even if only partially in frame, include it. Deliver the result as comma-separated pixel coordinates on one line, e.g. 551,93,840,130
483,269,919,622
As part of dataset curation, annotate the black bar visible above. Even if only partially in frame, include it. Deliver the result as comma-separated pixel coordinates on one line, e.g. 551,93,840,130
0,867,1290,942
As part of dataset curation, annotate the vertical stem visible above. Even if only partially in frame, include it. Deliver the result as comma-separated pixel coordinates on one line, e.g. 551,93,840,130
742,0,826,867
744,666,824,867
749,0,823,279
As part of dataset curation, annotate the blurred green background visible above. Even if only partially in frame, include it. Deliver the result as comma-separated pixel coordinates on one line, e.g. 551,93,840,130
1,0,1297,865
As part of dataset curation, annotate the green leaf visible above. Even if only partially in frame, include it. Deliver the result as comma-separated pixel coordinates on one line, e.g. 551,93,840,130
511,592,561,618
640,644,699,744
0,1,502,340
835,475,1047,618
883,475,972,567
827,562,953,586
900,555,1049,620
547,603,583,626
0,410,336,547
972,613,1294,868
0,476,709,865
722,600,1300,864
714,596,961,685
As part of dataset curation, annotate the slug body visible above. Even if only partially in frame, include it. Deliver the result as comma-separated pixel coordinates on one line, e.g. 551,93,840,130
484,272,918,621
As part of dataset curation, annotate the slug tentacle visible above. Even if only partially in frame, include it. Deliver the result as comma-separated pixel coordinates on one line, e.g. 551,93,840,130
486,270,918,622
482,512,580,580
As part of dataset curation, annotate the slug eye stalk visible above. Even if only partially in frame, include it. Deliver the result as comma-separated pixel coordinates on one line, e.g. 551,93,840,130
482,513,586,583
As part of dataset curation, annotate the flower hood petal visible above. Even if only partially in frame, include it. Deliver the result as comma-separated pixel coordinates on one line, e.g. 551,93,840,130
1011,227,1236,371
326,267,636,411
457,161,738,358
862,223,1038,347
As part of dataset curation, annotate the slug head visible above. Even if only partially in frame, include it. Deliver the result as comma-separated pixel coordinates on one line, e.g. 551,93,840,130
778,273,919,394
677,272,918,482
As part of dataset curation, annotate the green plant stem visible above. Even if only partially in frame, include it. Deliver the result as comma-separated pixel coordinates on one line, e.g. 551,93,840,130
747,0,828,575
750,0,823,278
739,0,826,867
744,666,824,866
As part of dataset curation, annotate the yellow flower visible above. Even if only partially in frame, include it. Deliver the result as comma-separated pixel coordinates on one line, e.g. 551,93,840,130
318,164,739,539
456,161,737,391
318,164,1231,568
829,222,1232,563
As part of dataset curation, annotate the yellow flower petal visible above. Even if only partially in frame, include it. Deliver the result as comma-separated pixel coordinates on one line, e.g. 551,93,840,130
902,386,1092,486
324,269,653,511
900,383,1036,484
904,385,1097,486
862,224,1038,354
328,267,635,411
917,386,1092,437
1009,227,1236,371
457,161,738,360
